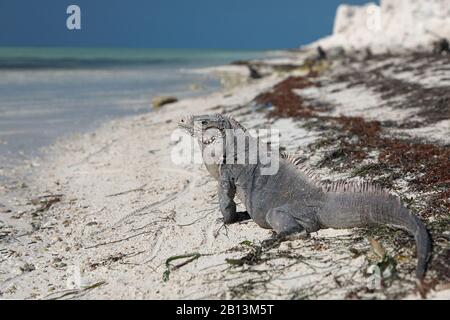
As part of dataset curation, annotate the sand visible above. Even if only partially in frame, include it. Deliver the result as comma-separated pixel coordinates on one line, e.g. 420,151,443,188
0,54,449,300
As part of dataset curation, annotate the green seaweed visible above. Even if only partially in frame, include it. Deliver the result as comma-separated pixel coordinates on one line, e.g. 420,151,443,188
162,253,201,282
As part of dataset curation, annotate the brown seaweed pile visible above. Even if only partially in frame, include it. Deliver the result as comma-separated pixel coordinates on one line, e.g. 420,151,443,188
251,54,450,288
255,76,318,118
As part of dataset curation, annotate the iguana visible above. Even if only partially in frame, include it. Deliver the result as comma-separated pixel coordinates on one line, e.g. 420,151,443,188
178,113,431,280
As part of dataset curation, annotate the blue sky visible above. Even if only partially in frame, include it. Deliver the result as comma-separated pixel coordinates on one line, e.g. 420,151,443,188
0,0,376,49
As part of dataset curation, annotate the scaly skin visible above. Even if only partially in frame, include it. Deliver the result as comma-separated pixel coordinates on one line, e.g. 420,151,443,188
178,113,431,280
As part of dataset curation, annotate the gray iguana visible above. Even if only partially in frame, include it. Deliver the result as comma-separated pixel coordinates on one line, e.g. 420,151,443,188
178,113,431,280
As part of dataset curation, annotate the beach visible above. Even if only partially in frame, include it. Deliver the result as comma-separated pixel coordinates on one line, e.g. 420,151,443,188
0,47,449,299
0,48,265,174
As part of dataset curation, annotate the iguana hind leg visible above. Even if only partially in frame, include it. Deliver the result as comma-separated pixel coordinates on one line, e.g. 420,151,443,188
266,206,305,235
262,206,308,248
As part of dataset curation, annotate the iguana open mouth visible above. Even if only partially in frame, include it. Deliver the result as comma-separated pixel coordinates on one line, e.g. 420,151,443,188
202,136,216,145
179,115,223,147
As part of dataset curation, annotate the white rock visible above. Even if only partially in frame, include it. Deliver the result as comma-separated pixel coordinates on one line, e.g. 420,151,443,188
309,0,450,53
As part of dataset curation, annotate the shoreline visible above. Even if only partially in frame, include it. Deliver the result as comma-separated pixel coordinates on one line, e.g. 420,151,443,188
0,48,269,179
0,49,449,299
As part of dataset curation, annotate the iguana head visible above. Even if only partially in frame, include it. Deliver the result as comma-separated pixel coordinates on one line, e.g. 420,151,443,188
178,113,278,176
178,113,245,149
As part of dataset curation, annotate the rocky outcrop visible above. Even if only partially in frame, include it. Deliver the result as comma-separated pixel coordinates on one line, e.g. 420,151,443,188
151,96,178,108
310,0,450,53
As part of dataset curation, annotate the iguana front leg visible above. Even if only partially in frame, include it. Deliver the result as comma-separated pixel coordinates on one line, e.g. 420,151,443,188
218,175,251,224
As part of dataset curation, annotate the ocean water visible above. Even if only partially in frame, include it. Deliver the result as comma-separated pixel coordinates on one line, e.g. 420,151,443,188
0,47,265,172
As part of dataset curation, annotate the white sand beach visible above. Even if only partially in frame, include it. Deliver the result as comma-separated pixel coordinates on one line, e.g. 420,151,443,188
1,0,449,300
1,48,449,299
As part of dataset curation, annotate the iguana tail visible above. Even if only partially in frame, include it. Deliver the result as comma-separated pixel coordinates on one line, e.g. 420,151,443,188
372,203,432,280
319,183,432,279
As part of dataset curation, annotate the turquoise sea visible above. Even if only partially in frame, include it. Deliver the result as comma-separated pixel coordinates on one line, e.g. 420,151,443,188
0,47,266,172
